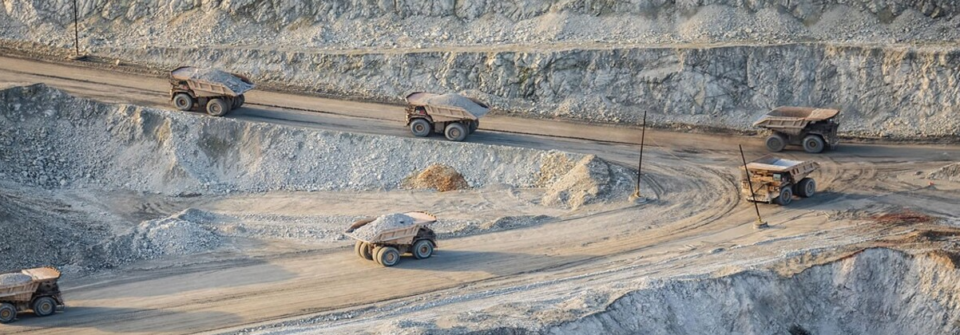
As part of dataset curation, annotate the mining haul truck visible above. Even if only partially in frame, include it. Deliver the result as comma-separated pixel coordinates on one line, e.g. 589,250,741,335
0,267,65,323
169,66,254,117
404,92,490,142
754,107,840,153
345,212,438,267
741,155,820,206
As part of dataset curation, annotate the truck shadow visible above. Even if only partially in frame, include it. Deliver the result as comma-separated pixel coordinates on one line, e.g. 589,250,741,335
394,249,590,276
787,191,857,208
8,306,241,333
64,259,296,300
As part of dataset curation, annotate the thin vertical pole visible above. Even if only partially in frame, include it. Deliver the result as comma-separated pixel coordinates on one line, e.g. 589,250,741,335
739,145,764,225
635,110,646,197
73,0,80,56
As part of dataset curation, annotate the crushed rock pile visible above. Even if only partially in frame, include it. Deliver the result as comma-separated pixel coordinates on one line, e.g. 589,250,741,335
422,94,490,118
349,213,415,241
126,211,221,259
176,67,254,95
403,164,470,192
928,163,960,182
548,248,960,334
0,84,607,195
542,155,634,209
0,273,32,287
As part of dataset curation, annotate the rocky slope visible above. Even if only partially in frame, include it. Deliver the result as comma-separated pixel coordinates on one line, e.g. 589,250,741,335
548,248,960,334
230,247,960,334
3,0,959,48
0,84,634,195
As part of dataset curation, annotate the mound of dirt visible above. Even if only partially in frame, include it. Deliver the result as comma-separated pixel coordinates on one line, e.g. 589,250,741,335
403,164,470,192
127,211,221,259
178,67,253,95
542,155,632,209
928,163,960,181
350,213,415,241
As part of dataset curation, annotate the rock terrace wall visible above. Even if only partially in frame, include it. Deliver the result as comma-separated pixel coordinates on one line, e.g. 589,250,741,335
92,43,960,138
548,248,960,335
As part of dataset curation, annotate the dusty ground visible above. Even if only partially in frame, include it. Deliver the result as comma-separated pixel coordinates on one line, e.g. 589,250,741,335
0,55,959,335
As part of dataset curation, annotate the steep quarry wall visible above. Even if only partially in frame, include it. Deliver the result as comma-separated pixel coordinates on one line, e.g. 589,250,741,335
548,248,960,335
4,0,959,48
92,43,960,138
2,0,959,138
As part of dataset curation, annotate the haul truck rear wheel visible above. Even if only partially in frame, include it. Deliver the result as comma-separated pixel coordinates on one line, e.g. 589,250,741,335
206,98,229,117
775,187,793,206
765,134,786,152
377,246,401,267
413,240,434,259
32,297,56,317
445,123,467,141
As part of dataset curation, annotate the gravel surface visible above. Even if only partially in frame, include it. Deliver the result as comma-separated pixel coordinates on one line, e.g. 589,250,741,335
422,94,489,118
174,67,253,96
0,183,117,273
439,215,554,238
0,273,32,287
349,213,415,242
126,213,221,259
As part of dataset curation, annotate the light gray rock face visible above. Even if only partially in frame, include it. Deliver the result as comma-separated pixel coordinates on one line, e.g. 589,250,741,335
6,0,959,24
548,249,960,335
94,43,960,138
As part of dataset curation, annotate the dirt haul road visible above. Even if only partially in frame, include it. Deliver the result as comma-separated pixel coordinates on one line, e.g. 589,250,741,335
1,54,960,334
